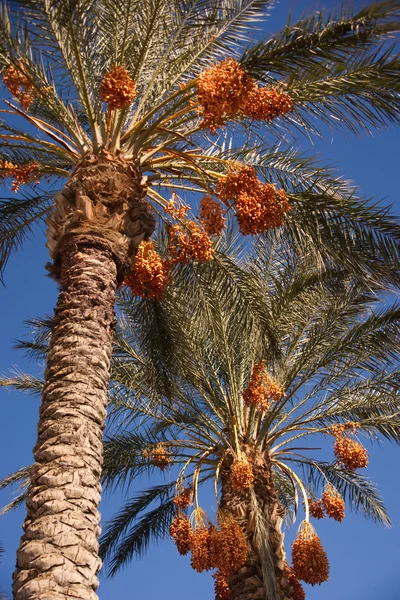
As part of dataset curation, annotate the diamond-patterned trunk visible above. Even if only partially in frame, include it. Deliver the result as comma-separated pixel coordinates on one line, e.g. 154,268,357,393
13,153,155,600
221,453,293,600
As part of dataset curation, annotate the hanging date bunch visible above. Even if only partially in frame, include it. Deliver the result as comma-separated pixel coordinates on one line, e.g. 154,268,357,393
190,518,216,573
143,443,171,470
0,160,40,191
330,422,368,470
285,564,306,600
186,510,248,577
199,195,226,236
2,60,35,109
168,220,214,264
230,458,254,492
170,514,193,555
216,166,290,235
213,571,231,600
124,240,171,300
196,58,292,133
173,485,193,509
212,515,248,577
308,497,325,520
322,484,345,522
291,521,329,585
242,361,285,411
100,65,137,110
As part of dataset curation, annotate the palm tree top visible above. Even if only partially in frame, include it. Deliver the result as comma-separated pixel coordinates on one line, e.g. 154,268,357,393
0,0,399,285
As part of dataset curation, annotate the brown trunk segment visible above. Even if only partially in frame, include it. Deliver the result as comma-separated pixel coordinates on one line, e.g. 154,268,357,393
13,242,117,600
13,154,155,599
221,453,293,600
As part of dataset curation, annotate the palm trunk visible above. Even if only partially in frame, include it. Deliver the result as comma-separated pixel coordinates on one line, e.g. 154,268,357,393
13,152,155,600
221,454,293,600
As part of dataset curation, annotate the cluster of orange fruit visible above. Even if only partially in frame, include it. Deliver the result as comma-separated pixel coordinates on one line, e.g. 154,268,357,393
322,485,345,522
230,459,254,492
291,522,329,586
309,485,345,522
330,422,360,436
196,58,292,133
0,160,40,191
199,195,226,236
285,564,305,600
173,486,192,509
308,498,325,520
170,515,248,577
124,199,216,300
168,221,214,264
242,361,285,411
100,65,137,110
330,422,368,470
165,198,190,220
142,444,171,471
124,240,171,300
213,570,231,600
3,60,34,109
216,166,290,235
169,514,192,555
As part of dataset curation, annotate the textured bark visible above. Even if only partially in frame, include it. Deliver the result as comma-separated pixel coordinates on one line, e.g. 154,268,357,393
14,153,155,600
221,452,293,600
13,243,117,600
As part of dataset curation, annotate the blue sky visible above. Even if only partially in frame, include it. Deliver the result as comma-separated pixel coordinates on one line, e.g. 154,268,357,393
1,1,400,599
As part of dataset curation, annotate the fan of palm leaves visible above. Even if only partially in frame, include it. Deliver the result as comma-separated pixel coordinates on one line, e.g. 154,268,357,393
0,0,399,285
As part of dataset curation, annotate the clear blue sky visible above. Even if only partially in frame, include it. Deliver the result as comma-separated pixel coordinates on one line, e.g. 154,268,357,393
0,1,399,599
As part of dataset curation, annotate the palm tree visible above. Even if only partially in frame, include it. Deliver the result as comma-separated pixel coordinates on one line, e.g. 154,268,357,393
0,1,400,598
1,231,399,599
94,240,399,600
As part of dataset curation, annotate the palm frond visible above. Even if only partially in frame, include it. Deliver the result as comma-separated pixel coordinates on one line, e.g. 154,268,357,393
0,370,43,396
0,190,54,281
102,430,172,491
13,315,53,361
300,459,391,526
242,2,400,79
99,483,176,576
